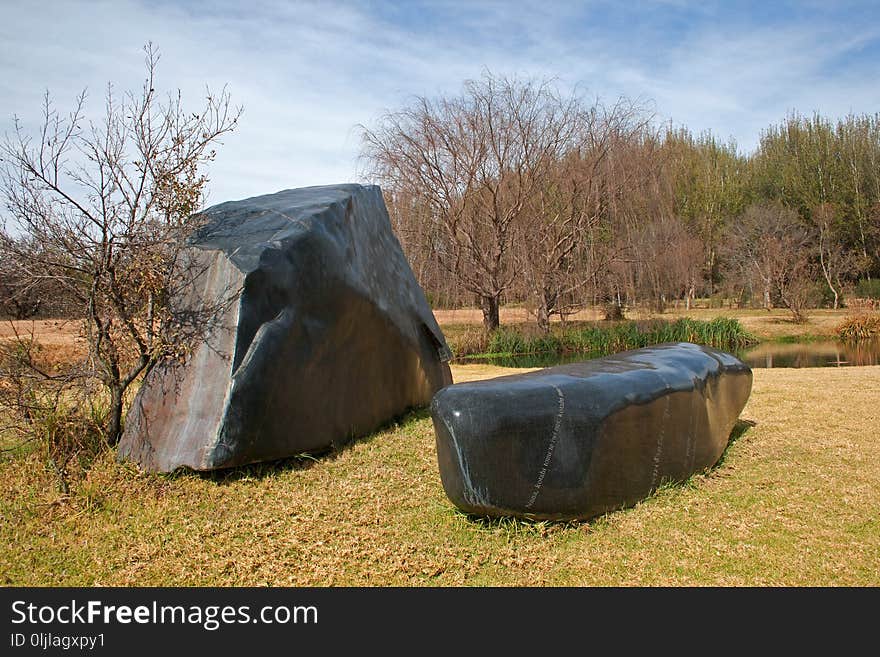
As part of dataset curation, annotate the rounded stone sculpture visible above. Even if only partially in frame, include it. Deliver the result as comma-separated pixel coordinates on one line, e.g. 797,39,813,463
430,342,752,520
118,184,452,472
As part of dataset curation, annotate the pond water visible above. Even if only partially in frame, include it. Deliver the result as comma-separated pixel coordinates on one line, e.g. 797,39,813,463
460,337,880,369
736,338,880,368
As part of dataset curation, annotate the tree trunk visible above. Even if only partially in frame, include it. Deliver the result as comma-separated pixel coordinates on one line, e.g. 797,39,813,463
535,288,556,334
818,241,839,310
106,385,125,446
536,303,551,334
480,294,500,332
820,265,839,309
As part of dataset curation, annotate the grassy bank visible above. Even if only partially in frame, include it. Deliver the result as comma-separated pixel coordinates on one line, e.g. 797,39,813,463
435,306,872,345
450,317,757,360
2,365,879,586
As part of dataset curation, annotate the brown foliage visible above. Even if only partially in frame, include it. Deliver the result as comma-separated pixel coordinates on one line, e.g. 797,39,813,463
836,313,880,339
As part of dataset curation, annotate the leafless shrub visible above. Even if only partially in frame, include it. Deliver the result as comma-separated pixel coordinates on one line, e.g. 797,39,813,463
0,321,103,492
0,43,241,445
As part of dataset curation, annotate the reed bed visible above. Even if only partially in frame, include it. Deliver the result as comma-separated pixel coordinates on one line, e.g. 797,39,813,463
472,317,757,359
836,314,880,340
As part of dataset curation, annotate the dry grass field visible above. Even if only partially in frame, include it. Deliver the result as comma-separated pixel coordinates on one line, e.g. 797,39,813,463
2,345,878,585
0,305,867,360
0,319,87,369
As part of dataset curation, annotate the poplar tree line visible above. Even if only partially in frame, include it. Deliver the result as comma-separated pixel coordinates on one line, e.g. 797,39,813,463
362,74,880,329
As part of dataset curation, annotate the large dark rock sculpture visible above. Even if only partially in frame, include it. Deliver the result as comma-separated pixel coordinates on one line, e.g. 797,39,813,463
118,184,452,472
431,342,752,520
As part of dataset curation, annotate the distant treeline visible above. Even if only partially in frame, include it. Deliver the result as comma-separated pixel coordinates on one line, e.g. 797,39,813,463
361,73,880,329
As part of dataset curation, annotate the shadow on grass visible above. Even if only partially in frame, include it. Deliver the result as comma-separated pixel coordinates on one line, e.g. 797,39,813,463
715,417,756,468
459,417,757,532
160,407,434,486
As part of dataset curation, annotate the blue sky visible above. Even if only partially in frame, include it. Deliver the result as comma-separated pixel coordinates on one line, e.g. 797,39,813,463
2,0,879,206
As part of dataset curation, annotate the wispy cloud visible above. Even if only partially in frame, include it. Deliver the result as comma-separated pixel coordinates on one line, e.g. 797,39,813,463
1,0,878,205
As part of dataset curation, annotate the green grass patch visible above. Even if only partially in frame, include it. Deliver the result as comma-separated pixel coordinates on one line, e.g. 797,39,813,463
470,317,757,360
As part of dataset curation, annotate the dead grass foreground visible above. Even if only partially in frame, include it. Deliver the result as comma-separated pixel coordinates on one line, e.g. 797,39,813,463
2,365,879,586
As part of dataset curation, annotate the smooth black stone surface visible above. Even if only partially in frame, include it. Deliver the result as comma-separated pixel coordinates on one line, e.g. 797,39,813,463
118,184,452,472
431,342,752,520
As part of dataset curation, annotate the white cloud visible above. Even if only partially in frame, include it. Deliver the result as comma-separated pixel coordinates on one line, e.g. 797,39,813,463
1,0,878,205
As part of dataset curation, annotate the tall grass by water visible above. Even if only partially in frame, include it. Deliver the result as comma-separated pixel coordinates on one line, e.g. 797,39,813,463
836,313,880,339
471,317,757,359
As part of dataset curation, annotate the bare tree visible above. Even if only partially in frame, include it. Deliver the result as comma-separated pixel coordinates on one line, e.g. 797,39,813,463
361,73,581,331
0,235,83,319
725,203,817,322
811,203,861,309
631,215,704,312
0,44,241,444
0,240,42,319
596,128,672,319
515,99,652,331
